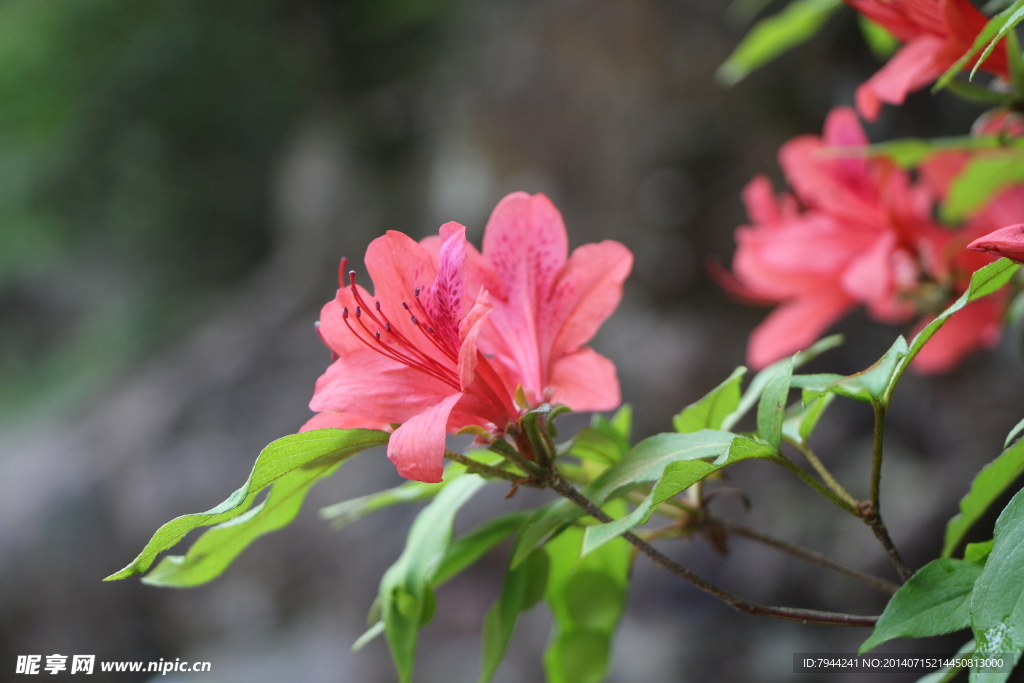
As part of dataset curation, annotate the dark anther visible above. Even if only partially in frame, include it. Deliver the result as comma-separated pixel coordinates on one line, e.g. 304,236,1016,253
375,301,381,311
374,331,381,340
402,302,409,310
355,306,362,318
414,287,420,297
427,326,435,333
342,307,349,319
410,316,419,325
384,323,391,333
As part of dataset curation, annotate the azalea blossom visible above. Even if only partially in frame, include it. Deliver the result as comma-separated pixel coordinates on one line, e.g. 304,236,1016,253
302,192,632,483
723,106,1004,372
845,0,1009,121
968,223,1024,263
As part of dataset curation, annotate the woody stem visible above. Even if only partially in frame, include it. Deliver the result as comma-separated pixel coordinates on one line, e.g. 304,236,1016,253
546,470,878,627
443,451,543,487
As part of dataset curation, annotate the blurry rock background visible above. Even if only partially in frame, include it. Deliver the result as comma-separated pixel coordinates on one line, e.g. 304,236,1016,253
1,0,1022,681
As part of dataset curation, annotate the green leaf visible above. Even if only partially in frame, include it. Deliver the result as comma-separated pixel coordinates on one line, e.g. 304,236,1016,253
673,366,746,433
859,15,899,59
969,486,1024,679
320,480,448,529
972,0,1024,80
582,435,776,555
379,476,486,683
608,404,633,446
891,260,1020,396
944,438,1024,557
803,336,908,407
757,356,793,449
943,151,1024,222
105,428,389,583
916,640,975,683
934,0,1023,91
860,558,982,653
479,549,549,683
1005,416,1024,449
863,135,1006,168
966,540,995,564
433,511,531,587
569,428,623,465
783,393,834,447
721,334,842,431
543,520,631,683
716,0,844,86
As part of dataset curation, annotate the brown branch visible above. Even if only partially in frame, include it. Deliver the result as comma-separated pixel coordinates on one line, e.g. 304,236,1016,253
547,471,879,627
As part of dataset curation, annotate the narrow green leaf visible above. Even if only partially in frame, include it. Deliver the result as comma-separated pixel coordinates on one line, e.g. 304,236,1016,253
479,549,549,683
433,511,531,587
721,334,842,431
569,428,622,465
757,357,793,449
804,336,908,407
944,438,1024,557
863,135,1006,168
782,393,834,447
916,640,975,683
106,428,389,582
544,520,631,683
969,486,1024,679
673,366,746,433
582,436,776,555
380,476,486,683
860,558,982,653
320,480,448,529
944,152,1024,222
716,0,844,86
934,0,1022,91
972,2,1024,80
608,404,633,446
891,259,1020,396
1005,417,1024,449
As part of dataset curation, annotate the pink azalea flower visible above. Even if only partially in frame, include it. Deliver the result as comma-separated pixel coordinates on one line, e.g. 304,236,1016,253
845,0,1010,121
302,192,632,483
968,223,1024,264
724,107,1006,373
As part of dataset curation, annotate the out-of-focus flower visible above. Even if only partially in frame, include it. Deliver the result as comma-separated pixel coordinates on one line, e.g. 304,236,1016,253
845,0,1009,121
303,192,631,482
723,107,1004,372
968,224,1024,263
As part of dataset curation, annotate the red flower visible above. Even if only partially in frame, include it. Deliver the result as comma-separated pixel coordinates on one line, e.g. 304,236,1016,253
845,0,1009,121
968,223,1024,264
724,107,1003,372
303,193,632,482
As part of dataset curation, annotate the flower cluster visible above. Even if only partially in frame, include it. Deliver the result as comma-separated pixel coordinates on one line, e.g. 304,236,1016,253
303,193,632,482
846,0,1009,121
723,107,1017,372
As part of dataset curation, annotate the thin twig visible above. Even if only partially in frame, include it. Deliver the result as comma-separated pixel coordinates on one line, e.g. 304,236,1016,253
866,404,913,581
789,440,859,509
713,516,899,595
547,471,879,627
773,454,860,517
443,450,543,488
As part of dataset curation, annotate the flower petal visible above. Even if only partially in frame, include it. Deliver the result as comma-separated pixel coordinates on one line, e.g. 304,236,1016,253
300,411,391,432
309,349,455,424
548,346,621,412
855,36,945,121
481,192,569,396
747,292,855,369
545,240,633,362
387,393,464,483
967,223,1024,264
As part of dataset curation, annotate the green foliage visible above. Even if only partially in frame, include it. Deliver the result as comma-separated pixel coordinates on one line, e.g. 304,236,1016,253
944,438,1024,557
1006,417,1024,449
716,0,844,85
858,15,899,60
105,428,389,584
803,336,909,407
934,0,1024,90
434,511,532,586
581,434,776,555
543,520,631,683
860,559,982,653
480,549,549,683
378,476,486,683
916,640,976,683
943,151,1024,222
969,486,1024,679
756,357,793,450
721,334,842,431
965,541,995,564
864,136,1009,169
673,366,746,433
782,393,834,447
320,479,449,529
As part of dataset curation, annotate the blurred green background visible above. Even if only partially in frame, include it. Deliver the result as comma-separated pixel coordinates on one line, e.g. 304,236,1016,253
1,1,1021,681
